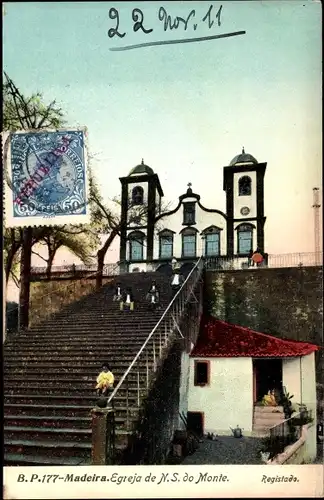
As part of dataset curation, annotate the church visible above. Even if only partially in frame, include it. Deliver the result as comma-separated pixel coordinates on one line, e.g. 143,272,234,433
118,149,267,273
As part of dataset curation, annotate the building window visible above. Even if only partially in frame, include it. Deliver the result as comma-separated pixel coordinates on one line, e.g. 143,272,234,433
131,186,144,205
236,224,254,255
181,228,197,257
183,202,196,225
238,176,252,196
159,230,174,259
202,226,221,256
194,360,210,386
128,231,145,261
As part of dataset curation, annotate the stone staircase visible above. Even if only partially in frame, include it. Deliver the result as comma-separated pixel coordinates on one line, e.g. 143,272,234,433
3,272,177,466
252,405,286,436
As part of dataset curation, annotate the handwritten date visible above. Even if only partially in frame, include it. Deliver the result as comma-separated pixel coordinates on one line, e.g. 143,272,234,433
108,4,223,39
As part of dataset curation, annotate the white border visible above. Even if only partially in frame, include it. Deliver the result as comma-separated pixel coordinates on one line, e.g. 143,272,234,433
3,465,324,499
3,128,91,228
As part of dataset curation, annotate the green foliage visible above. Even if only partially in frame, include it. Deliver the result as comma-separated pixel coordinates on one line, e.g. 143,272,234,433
3,72,65,131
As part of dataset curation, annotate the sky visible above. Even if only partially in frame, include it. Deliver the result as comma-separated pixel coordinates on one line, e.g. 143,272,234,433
3,0,322,271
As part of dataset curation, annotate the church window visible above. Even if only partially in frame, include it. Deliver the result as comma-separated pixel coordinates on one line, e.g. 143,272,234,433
203,227,221,256
238,176,252,196
194,360,210,386
159,230,174,259
128,231,145,261
181,227,197,258
183,202,196,225
236,223,254,255
132,186,144,205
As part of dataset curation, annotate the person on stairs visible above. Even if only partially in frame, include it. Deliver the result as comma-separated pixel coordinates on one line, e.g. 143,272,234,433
146,280,160,309
113,282,122,301
120,287,135,311
95,363,115,397
171,266,184,296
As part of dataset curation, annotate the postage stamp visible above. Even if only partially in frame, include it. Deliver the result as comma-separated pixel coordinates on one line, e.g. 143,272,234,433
3,128,90,227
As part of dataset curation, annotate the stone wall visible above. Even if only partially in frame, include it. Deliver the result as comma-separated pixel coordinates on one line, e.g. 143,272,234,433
204,266,323,382
124,338,184,465
29,277,114,327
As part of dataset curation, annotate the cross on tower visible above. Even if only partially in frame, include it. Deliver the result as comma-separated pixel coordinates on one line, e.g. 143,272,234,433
187,182,192,188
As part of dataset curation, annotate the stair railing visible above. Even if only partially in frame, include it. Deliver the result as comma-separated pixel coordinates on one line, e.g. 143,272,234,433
107,258,204,420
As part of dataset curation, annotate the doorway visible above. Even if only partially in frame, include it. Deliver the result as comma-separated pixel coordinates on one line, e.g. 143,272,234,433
253,359,283,403
187,412,204,437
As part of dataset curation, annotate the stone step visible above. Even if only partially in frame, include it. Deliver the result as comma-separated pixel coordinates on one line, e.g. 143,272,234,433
4,425,92,443
3,371,152,382
4,414,138,430
4,346,158,357
5,331,160,342
253,423,284,432
4,415,92,429
3,363,155,374
4,403,139,418
9,324,159,335
251,430,269,438
253,411,285,420
4,384,147,396
253,418,285,428
4,393,139,405
4,378,151,389
253,406,284,413
5,340,159,350
4,335,162,345
4,438,92,461
3,367,153,377
4,426,132,447
3,353,156,362
4,452,90,466
29,309,168,320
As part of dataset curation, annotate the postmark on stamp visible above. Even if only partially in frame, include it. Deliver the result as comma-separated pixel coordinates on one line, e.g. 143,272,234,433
4,128,90,227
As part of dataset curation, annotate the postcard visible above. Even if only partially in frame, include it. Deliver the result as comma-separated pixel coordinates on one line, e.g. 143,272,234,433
2,1,323,499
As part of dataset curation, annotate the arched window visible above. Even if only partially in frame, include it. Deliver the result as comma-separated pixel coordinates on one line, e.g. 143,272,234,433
131,186,144,205
181,227,198,258
238,176,252,196
202,226,222,256
159,229,175,259
183,202,196,225
236,223,254,255
128,231,145,261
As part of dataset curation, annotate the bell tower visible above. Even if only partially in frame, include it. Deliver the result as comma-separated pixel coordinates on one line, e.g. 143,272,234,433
223,148,267,256
119,160,164,267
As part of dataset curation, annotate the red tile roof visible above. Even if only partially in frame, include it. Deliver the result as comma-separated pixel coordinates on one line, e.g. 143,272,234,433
190,315,320,358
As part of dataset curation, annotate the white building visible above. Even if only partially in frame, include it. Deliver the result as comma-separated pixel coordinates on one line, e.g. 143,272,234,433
184,315,318,440
118,149,267,273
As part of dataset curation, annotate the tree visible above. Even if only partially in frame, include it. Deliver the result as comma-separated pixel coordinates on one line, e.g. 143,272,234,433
3,72,64,131
33,224,100,279
4,228,23,285
3,73,66,329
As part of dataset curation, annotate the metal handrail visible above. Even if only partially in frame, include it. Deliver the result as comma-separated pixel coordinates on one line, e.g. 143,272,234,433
107,257,203,404
269,412,301,432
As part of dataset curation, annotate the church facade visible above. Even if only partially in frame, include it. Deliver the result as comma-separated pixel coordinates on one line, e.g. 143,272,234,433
118,150,267,273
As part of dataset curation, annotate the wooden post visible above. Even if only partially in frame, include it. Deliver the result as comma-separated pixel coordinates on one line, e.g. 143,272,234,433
91,407,115,465
3,262,6,343
18,227,33,330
